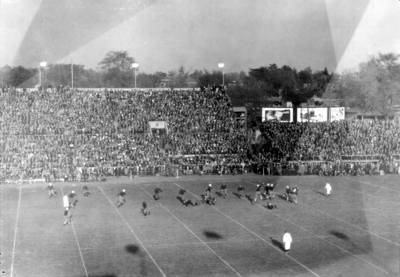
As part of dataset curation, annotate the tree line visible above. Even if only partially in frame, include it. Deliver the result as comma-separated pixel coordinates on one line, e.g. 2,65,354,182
1,51,399,117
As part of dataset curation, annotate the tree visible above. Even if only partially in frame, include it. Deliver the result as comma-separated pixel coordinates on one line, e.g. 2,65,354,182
359,53,400,116
98,51,135,88
334,53,400,116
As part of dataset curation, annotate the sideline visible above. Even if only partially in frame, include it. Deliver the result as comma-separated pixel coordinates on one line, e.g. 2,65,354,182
60,187,88,277
10,188,21,277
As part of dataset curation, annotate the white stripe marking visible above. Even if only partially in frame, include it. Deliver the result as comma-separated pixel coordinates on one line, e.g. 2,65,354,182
60,187,88,277
10,188,21,277
343,176,400,193
174,183,320,277
98,186,166,277
137,183,242,277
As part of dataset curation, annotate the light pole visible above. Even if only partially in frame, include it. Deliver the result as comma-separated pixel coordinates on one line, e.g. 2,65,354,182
218,63,225,86
132,63,139,89
38,61,47,86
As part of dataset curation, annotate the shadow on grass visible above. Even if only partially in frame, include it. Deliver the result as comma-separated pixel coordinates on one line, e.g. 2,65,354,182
330,230,349,240
275,194,287,202
232,192,242,199
312,190,327,197
125,244,148,276
215,191,223,198
73,199,79,207
176,195,184,204
270,237,285,252
89,274,117,277
125,244,141,254
204,230,224,240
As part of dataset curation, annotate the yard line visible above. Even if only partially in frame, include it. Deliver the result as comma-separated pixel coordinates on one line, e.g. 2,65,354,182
10,187,21,277
246,181,391,275
290,197,400,247
98,186,166,277
334,180,400,205
136,184,243,277
173,183,320,277
343,176,400,192
60,187,88,277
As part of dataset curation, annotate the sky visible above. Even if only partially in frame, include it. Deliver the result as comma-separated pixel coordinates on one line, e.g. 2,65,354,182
1,0,400,74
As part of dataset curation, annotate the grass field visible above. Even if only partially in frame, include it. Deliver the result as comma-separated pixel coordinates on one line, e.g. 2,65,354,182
1,173,399,277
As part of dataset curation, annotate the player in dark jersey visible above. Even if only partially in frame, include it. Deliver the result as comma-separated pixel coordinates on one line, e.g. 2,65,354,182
262,183,271,200
284,186,291,202
237,185,245,198
68,191,77,208
153,186,163,201
252,184,263,205
220,183,228,198
205,184,213,199
82,185,91,197
267,202,277,209
178,188,187,203
45,183,57,198
141,200,150,217
183,199,201,206
63,207,72,226
203,184,216,205
117,189,126,208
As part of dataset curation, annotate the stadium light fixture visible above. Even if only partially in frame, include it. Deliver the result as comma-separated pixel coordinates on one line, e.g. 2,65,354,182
38,61,47,86
132,62,139,89
218,63,225,86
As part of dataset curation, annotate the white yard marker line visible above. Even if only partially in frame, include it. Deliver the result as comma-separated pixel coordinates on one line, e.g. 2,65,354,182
60,187,88,277
334,180,400,205
71,223,89,277
173,183,320,277
136,184,242,277
10,188,21,277
343,177,400,193
246,181,390,275
299,199,400,247
98,186,166,277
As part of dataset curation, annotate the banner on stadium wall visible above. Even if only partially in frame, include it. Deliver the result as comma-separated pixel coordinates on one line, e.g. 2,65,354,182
297,107,328,122
149,121,169,134
330,107,345,121
262,108,293,122
149,121,168,129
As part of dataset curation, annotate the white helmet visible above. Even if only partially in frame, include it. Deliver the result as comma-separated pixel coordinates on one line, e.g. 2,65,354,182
122,189,126,192
72,190,75,194
209,184,212,187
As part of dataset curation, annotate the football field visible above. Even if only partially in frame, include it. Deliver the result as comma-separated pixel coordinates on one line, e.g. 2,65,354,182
1,174,399,277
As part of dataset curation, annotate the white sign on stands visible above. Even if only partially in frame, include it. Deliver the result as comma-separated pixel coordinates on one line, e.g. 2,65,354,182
262,108,293,122
330,107,345,121
297,107,328,122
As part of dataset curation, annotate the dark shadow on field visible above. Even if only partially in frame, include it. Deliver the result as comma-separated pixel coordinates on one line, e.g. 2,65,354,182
232,192,242,198
270,237,285,252
125,244,140,254
176,195,184,204
275,193,287,201
125,244,147,276
330,230,349,240
204,230,224,240
312,190,327,197
245,194,253,203
215,191,223,198
89,274,117,277
73,200,79,207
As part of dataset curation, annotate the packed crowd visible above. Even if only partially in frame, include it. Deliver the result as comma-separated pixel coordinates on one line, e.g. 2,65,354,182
0,87,249,181
258,120,400,161
1,86,400,182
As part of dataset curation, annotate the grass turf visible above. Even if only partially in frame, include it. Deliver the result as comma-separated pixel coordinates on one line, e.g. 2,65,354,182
1,174,399,277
